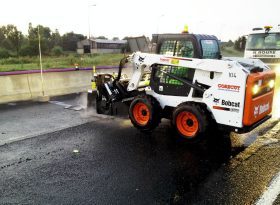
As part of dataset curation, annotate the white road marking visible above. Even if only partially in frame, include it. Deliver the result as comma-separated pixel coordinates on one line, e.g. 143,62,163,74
49,100,73,108
49,101,85,111
255,171,280,205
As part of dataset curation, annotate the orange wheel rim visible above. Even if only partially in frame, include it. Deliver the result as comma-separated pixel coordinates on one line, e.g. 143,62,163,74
132,102,150,126
176,111,199,137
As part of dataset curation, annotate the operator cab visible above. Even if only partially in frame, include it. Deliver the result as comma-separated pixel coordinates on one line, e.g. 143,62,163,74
152,33,221,59
150,33,220,97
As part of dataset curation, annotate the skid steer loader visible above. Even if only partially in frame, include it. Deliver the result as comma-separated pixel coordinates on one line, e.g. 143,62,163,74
92,33,221,115
90,33,276,141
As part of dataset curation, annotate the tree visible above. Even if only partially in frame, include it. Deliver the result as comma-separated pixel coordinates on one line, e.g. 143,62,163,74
234,36,247,51
19,45,33,56
62,32,86,51
28,23,36,40
0,23,88,56
0,47,10,58
50,29,62,48
227,40,234,47
27,23,53,54
1,38,13,51
51,46,63,56
96,36,107,40
0,27,6,46
112,37,119,41
220,40,234,49
0,25,23,56
241,36,246,50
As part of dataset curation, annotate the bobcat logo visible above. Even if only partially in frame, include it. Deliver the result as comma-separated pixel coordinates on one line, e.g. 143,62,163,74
213,98,220,104
138,56,145,62
254,106,259,117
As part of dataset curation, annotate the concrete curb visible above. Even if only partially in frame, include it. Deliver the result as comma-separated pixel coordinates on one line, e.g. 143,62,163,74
0,67,119,104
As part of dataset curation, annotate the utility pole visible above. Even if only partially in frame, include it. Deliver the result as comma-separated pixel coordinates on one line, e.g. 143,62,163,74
156,14,164,34
88,4,97,39
38,25,44,96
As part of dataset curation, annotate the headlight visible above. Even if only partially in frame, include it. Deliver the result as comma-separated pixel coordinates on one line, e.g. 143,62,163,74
268,79,275,89
252,84,260,95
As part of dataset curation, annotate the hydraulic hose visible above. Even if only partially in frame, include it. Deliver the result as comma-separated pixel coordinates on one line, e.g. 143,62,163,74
116,56,129,81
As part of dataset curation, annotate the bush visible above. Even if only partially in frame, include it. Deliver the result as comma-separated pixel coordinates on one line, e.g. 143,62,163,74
19,45,35,56
234,36,247,51
51,46,63,56
0,47,11,58
0,57,33,65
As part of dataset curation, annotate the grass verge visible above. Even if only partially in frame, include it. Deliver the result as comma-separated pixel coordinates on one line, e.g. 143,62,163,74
221,46,244,57
0,53,126,72
0,48,244,72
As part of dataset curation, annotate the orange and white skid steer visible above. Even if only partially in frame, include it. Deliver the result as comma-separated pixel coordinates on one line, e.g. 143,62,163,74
93,52,276,141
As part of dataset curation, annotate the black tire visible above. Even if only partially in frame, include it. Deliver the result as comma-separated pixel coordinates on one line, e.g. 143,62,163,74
172,103,208,142
129,95,161,132
96,92,112,115
87,92,94,108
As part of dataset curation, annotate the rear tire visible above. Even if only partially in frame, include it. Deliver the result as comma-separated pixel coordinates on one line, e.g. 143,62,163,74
172,104,208,142
129,95,161,132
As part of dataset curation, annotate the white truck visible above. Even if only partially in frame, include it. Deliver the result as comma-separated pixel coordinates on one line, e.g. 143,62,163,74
245,25,280,72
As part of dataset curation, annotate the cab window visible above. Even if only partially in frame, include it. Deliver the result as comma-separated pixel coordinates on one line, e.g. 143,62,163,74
201,40,219,59
175,40,194,58
151,64,195,96
246,33,280,50
159,40,176,56
159,40,194,58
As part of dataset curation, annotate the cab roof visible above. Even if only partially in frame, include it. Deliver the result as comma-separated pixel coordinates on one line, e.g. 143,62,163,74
151,33,219,43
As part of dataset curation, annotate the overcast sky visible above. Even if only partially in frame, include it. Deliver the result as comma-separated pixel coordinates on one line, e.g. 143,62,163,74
1,0,279,41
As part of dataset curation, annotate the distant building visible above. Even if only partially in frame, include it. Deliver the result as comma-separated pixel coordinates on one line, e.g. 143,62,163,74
77,38,127,54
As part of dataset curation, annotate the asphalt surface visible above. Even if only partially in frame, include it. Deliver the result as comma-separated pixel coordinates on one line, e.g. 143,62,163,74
0,57,280,205
0,115,233,204
0,93,96,145
0,94,280,204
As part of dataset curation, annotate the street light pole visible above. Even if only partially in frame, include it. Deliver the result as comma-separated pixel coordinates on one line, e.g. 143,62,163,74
156,14,164,34
88,4,96,39
38,25,44,96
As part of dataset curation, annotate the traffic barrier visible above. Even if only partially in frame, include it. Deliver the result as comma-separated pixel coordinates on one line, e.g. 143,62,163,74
0,66,119,104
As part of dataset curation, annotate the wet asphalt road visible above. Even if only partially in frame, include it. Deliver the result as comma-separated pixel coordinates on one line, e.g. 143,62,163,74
0,91,279,204
1,112,279,204
0,115,236,204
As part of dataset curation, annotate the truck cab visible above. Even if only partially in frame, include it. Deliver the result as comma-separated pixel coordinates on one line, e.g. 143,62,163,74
245,26,280,70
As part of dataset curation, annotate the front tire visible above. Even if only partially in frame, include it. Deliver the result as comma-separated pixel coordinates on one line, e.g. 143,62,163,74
96,92,112,115
129,95,161,132
87,92,94,108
